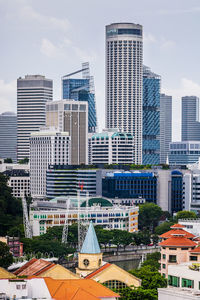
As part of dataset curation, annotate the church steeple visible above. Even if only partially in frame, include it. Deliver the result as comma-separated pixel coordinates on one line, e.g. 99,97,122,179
80,221,101,254
76,221,103,277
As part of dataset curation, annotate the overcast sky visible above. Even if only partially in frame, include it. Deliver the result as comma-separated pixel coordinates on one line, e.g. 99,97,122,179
1,0,200,141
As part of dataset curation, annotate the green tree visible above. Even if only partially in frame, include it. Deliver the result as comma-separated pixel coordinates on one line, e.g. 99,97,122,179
18,157,29,164
176,210,196,221
4,158,13,163
139,203,163,231
155,221,174,235
132,232,143,246
119,287,157,300
96,227,113,250
0,241,13,268
7,224,25,238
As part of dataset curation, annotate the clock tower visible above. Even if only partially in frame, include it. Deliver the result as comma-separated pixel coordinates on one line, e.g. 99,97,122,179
76,221,103,277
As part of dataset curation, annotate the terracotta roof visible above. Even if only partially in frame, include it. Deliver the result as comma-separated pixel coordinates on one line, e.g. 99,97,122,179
190,247,200,253
159,237,197,247
85,263,111,279
44,277,120,300
14,258,55,276
170,224,185,229
160,229,195,239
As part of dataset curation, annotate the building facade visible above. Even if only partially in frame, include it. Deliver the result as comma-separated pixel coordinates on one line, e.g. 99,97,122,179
46,165,97,199
30,129,71,198
4,169,30,199
105,23,143,164
160,94,172,164
169,141,200,165
17,75,53,161
89,129,134,165
182,96,200,141
102,171,157,203
46,100,88,165
62,62,97,133
171,170,183,213
143,66,160,165
0,112,17,163
30,196,139,236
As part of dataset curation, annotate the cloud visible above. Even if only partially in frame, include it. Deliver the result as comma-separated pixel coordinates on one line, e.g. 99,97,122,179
0,80,16,114
40,38,97,62
143,33,157,44
144,33,175,50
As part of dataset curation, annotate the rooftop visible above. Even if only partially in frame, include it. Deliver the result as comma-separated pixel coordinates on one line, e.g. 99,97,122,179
80,222,101,254
160,229,195,239
159,236,197,247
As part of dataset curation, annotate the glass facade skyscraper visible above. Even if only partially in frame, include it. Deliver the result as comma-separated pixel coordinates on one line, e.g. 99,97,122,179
105,23,143,164
182,96,200,141
142,66,160,165
62,63,97,133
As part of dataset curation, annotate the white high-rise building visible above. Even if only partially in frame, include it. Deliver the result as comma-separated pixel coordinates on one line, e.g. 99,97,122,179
88,129,134,165
17,75,53,161
160,93,172,164
105,23,143,164
46,100,88,165
30,128,71,199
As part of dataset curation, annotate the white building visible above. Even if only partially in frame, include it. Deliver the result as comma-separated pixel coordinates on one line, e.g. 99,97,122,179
179,219,200,236
46,100,88,165
17,75,53,161
4,169,30,198
183,170,200,213
158,287,200,300
30,128,71,199
29,196,139,236
105,23,143,164
88,129,134,165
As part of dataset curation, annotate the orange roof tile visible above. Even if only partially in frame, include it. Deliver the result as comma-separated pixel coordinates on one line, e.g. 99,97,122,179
44,277,120,299
170,224,185,229
159,236,197,247
190,247,200,253
14,259,54,276
160,229,195,239
85,263,111,279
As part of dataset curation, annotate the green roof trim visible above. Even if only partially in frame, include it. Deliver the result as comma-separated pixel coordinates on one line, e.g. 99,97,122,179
81,197,113,207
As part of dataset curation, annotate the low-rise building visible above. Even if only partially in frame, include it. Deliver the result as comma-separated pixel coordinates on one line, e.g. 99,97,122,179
29,196,139,236
158,287,200,300
4,169,30,198
169,141,200,166
179,219,200,236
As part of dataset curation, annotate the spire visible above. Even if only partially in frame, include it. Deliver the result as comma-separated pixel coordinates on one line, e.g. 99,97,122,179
80,221,101,254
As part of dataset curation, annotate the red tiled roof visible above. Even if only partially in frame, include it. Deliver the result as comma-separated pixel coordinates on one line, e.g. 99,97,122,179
160,229,195,239
85,263,111,279
190,247,200,253
14,258,54,276
170,224,185,229
159,236,197,247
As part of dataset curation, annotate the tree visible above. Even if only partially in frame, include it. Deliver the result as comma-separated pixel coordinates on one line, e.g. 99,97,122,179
139,203,162,231
0,241,13,268
176,210,196,221
4,158,13,163
18,157,29,164
132,232,143,246
155,221,174,235
119,287,157,300
130,265,167,290
96,227,113,250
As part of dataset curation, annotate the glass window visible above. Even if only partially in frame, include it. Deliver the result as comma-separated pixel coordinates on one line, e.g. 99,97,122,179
104,280,127,290
182,278,194,288
80,104,86,111
162,264,166,269
169,255,177,263
162,254,166,259
64,104,71,110
190,256,197,261
72,104,78,110
168,275,180,287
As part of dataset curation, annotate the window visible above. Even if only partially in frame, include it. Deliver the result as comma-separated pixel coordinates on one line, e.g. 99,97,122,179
162,254,166,259
104,280,127,290
169,255,177,263
182,278,194,288
168,275,180,287
190,256,197,261
162,264,166,269
169,248,177,250
16,285,21,290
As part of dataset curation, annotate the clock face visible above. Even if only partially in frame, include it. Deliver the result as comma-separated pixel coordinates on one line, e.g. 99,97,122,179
83,259,89,267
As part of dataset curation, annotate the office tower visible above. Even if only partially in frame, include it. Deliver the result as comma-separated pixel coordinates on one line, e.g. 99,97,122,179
0,112,17,162
62,62,97,133
160,93,172,164
105,23,143,164
182,96,200,141
169,141,200,165
143,66,160,165
30,128,71,198
88,129,134,165
17,75,53,161
46,100,88,165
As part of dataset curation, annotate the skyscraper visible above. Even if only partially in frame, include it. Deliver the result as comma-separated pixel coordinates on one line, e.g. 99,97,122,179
160,93,172,164
105,23,143,164
17,75,53,161
182,96,200,141
0,112,17,162
62,63,97,133
143,66,160,165
46,100,88,165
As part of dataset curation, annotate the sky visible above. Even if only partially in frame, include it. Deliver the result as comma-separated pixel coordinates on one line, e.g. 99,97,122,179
1,0,200,141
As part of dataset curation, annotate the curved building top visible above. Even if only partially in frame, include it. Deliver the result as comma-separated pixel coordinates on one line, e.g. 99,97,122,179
106,22,142,38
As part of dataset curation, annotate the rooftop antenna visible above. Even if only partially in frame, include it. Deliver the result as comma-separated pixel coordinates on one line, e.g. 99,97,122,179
22,194,32,239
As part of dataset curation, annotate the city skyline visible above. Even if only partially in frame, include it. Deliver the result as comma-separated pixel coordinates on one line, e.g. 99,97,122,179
1,0,200,142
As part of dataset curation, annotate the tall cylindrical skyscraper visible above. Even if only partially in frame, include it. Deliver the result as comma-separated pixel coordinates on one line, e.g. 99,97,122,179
105,23,143,164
